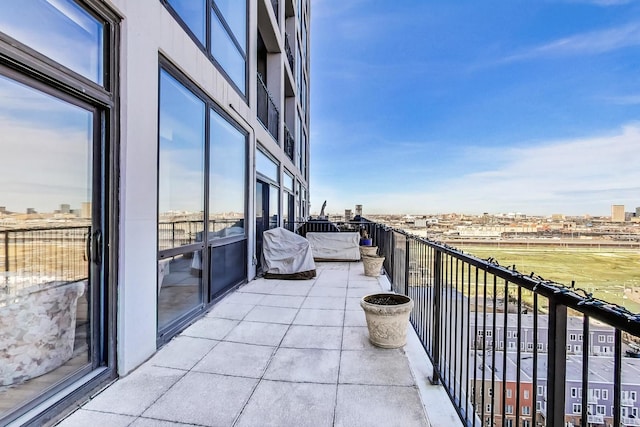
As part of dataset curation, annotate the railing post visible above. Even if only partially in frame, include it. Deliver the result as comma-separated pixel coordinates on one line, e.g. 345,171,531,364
4,230,9,284
431,249,442,385
404,237,410,295
547,300,567,426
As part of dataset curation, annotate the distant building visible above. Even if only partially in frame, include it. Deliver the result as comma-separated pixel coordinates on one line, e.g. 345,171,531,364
26,208,36,215
345,209,352,220
612,205,625,222
81,202,92,219
60,204,71,214
355,204,363,216
636,207,640,217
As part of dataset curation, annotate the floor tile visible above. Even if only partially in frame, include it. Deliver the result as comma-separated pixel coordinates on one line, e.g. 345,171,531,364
345,297,363,311
293,308,344,326
244,305,298,324
235,380,336,427
339,349,415,386
270,283,313,296
56,410,136,427
335,384,429,427
344,309,368,327
281,325,342,349
142,372,257,426
182,317,239,340
301,296,346,310
130,418,198,427
83,365,185,416
148,336,218,370
206,302,256,320
342,326,374,350
308,287,347,298
263,348,340,383
223,321,289,346
236,280,279,294
258,294,305,308
348,287,383,298
193,341,275,378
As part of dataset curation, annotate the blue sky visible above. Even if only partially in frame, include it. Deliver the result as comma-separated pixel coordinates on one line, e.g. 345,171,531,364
309,0,640,217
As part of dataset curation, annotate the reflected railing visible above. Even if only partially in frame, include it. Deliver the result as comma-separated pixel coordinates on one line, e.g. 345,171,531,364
285,218,640,427
1,226,90,294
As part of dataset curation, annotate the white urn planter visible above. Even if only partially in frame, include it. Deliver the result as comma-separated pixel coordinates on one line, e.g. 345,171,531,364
359,245,378,257
360,293,414,348
362,254,385,277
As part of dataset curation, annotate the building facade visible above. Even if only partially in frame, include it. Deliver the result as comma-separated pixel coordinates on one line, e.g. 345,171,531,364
0,0,310,424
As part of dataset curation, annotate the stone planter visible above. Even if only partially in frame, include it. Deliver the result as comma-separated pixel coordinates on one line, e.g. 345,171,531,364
359,245,378,257
360,293,414,348
362,254,385,277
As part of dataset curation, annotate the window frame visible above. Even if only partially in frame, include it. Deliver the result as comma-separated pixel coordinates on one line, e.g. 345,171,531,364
160,0,249,99
0,0,120,423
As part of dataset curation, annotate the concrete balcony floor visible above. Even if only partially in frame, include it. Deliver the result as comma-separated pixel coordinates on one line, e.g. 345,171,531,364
57,262,460,427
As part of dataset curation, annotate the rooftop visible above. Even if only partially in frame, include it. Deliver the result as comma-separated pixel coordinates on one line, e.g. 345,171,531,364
55,262,460,427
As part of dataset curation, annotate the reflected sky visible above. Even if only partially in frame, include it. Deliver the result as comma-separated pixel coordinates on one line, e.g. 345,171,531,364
0,75,92,213
0,0,103,84
209,111,245,216
167,0,206,45
159,70,205,215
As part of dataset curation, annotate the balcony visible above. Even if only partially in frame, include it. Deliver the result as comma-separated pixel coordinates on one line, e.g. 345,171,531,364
623,416,640,426
587,414,605,424
284,33,294,71
257,72,279,141
284,122,294,160
10,219,640,427
57,259,458,426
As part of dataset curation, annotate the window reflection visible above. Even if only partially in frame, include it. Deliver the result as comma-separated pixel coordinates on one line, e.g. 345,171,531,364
209,110,246,239
0,0,104,84
158,70,205,251
158,70,206,331
0,73,93,414
210,10,246,93
256,149,279,183
166,0,206,44
213,0,246,50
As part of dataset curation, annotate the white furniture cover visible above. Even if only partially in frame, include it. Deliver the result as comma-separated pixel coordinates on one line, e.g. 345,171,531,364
306,232,360,261
262,227,316,278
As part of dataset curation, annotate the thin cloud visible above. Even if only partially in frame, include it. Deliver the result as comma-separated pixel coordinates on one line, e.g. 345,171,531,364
501,22,640,63
312,124,640,216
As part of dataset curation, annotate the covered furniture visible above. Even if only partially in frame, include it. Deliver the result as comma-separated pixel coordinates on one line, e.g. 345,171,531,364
306,232,360,261
1,280,85,386
262,227,316,279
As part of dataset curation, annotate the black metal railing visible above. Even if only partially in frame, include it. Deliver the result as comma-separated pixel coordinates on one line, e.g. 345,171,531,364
1,226,90,293
289,219,640,427
284,33,294,71
257,72,279,141
284,123,294,160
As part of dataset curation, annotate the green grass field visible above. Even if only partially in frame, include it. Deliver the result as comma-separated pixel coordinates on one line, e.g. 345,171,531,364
455,245,640,313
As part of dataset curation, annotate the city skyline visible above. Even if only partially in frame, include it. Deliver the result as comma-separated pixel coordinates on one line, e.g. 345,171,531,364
310,1,640,216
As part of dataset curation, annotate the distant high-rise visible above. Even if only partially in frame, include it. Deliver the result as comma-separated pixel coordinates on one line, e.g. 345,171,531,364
81,202,92,219
355,204,363,216
636,207,640,218
345,209,352,220
611,204,625,222
26,208,36,215
60,203,71,214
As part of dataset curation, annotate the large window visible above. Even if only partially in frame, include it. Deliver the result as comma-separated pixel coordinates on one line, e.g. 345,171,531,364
167,0,206,44
158,62,248,338
163,0,247,95
0,0,104,84
0,0,117,423
209,110,246,238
